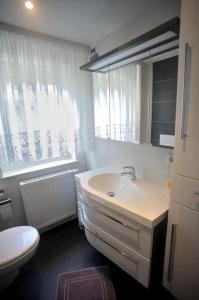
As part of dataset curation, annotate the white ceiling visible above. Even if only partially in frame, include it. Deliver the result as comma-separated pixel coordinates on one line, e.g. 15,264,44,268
0,0,157,45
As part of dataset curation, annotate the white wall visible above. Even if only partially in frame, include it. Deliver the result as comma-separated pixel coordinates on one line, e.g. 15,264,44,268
87,0,180,182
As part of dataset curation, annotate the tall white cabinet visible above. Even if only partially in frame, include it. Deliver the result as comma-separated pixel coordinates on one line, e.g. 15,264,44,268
174,0,199,179
163,1,199,299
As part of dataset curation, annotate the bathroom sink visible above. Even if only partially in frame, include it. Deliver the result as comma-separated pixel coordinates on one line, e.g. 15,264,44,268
88,173,136,198
76,166,170,228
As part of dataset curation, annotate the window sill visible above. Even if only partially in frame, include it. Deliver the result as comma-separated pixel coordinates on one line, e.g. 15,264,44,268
1,159,78,179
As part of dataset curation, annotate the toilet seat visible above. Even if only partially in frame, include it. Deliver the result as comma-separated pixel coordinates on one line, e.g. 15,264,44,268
0,226,39,269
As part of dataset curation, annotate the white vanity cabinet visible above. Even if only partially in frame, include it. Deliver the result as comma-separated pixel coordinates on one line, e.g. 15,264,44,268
76,181,167,288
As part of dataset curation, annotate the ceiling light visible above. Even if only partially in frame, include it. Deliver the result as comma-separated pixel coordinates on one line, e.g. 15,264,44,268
25,1,34,10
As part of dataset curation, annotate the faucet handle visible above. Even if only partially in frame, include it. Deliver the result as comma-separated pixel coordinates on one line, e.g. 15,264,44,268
122,166,136,180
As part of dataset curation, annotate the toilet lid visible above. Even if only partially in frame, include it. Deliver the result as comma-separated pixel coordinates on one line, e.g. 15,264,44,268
0,226,39,267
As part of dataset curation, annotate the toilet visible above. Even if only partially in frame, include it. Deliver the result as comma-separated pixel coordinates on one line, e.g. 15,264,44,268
0,226,40,290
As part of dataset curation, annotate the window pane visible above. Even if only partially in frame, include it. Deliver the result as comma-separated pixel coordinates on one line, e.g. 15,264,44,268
0,30,89,170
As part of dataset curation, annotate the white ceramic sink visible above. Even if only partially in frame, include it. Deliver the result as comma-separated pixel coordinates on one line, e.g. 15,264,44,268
88,173,137,199
76,166,170,228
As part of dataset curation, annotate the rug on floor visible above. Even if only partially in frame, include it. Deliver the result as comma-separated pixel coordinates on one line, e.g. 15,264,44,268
56,265,116,300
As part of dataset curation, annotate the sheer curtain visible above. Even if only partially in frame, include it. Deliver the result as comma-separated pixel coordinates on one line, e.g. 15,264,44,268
0,29,92,170
93,63,141,143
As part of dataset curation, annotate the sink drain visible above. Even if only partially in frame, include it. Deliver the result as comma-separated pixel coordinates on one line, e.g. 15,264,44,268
107,191,115,197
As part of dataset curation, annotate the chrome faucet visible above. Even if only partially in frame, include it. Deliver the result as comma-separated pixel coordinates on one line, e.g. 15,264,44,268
121,166,136,180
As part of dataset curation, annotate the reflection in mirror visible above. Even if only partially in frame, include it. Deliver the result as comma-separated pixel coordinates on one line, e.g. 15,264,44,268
93,49,178,147
150,52,178,148
93,63,141,143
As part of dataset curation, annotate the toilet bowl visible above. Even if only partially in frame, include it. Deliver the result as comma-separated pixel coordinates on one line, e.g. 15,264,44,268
0,226,40,290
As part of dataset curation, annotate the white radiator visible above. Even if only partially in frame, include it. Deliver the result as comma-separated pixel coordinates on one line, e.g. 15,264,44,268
20,169,78,230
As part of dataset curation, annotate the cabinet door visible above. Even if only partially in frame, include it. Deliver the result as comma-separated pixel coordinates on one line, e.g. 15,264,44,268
163,202,199,300
174,0,199,180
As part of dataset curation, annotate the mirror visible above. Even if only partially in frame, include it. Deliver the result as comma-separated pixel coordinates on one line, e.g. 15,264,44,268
93,49,178,148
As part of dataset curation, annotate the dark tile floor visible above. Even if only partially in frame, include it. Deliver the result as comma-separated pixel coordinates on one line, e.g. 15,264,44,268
0,220,175,300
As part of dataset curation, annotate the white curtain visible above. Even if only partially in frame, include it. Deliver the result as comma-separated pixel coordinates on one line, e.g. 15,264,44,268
0,29,92,169
93,63,141,143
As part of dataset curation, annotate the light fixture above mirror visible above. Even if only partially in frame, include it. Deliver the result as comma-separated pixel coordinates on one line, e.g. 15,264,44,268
80,18,180,73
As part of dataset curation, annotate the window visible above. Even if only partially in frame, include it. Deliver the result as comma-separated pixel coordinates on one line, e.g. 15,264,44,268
0,29,90,171
93,63,141,143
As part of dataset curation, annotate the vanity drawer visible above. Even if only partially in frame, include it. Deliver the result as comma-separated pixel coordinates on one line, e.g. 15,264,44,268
85,228,151,288
80,201,153,260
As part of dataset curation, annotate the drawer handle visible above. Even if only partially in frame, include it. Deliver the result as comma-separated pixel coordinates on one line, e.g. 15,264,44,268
167,224,177,282
181,42,191,140
79,208,139,265
80,200,140,232
0,198,11,206
194,191,199,196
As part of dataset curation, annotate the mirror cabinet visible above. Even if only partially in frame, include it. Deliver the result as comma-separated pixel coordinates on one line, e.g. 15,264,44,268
80,18,180,148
